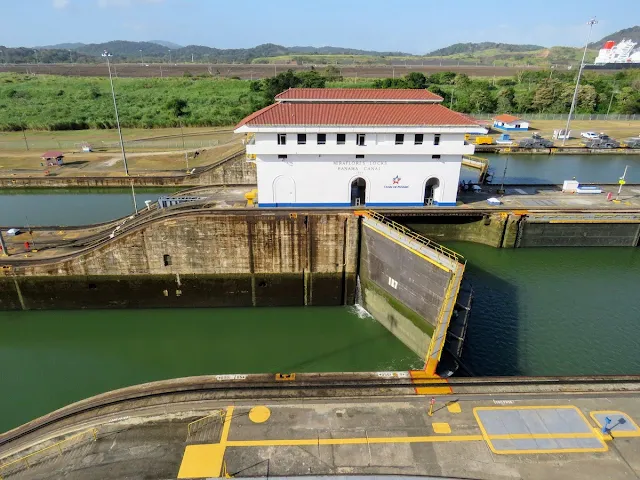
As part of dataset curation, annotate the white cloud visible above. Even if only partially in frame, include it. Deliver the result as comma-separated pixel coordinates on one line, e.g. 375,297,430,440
98,0,163,6
53,0,70,8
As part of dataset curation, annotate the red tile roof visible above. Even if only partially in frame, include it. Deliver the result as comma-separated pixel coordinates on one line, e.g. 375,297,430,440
494,114,522,123
41,151,64,158
236,103,479,128
275,88,443,102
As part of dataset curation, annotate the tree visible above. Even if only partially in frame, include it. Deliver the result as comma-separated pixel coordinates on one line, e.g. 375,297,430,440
453,73,471,87
531,81,558,112
323,65,343,82
404,72,427,89
166,98,190,170
469,88,496,113
577,84,597,113
496,87,515,112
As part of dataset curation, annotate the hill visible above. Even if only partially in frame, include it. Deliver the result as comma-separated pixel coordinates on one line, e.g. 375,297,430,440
288,45,410,56
148,40,183,49
427,42,543,56
589,26,640,48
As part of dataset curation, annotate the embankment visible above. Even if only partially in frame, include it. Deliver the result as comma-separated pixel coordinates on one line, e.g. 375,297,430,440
0,150,256,188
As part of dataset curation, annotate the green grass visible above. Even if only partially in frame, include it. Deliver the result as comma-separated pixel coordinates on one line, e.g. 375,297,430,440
0,73,265,131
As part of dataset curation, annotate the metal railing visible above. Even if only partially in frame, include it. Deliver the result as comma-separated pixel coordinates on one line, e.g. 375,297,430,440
0,428,98,479
186,409,226,440
362,210,463,264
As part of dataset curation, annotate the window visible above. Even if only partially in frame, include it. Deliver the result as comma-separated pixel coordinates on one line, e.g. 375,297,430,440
297,133,306,145
356,154,365,159
414,134,424,145
357,133,366,146
317,133,326,145
432,155,441,159
163,254,172,266
395,134,404,145
278,154,288,160
337,133,346,144
434,134,441,146
277,133,286,145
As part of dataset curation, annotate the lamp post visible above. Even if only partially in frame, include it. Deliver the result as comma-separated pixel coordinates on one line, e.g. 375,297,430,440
102,50,137,213
139,49,143,66
562,18,598,146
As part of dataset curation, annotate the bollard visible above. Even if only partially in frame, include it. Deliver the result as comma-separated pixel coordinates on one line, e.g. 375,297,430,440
428,397,435,417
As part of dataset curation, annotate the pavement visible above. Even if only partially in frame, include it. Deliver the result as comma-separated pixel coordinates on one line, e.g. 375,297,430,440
459,185,640,209
3,388,640,480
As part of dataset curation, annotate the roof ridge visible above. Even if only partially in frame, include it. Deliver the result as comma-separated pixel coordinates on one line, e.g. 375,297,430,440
234,103,280,129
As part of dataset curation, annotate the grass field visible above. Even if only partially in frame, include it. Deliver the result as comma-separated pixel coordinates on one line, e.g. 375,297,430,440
0,127,243,177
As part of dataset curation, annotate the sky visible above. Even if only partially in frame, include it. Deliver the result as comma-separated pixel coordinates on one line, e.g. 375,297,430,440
1,0,638,53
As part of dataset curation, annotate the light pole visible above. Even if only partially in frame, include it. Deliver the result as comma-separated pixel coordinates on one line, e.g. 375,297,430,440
615,165,629,201
562,18,598,146
68,49,73,63
139,49,143,65
102,50,137,213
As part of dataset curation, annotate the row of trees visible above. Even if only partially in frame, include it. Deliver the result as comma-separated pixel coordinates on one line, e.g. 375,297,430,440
372,70,640,114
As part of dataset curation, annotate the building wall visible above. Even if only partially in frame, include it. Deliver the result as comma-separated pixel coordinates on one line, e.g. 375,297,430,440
493,120,529,131
255,154,463,207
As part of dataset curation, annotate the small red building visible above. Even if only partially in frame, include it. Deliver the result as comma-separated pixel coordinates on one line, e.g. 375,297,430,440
41,151,64,166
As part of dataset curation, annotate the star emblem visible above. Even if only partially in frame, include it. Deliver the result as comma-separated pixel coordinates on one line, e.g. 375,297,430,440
392,176,401,185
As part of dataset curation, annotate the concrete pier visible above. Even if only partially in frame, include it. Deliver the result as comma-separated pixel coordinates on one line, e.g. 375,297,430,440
2,374,640,480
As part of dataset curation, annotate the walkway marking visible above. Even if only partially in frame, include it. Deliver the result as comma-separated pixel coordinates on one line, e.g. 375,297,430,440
409,370,452,395
447,402,461,414
178,405,234,479
432,423,451,434
474,406,608,455
590,411,640,438
225,435,484,447
248,406,271,424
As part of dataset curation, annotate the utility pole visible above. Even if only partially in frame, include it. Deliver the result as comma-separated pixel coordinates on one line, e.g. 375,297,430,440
69,49,73,63
102,50,137,213
0,229,8,256
607,84,616,115
562,18,597,146
615,165,629,201
140,49,143,65
21,121,29,150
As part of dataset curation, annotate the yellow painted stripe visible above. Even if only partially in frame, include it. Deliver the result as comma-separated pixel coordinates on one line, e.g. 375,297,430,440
221,406,234,442
226,435,484,447
549,220,640,224
487,433,596,440
364,222,451,272
415,386,453,395
487,446,608,455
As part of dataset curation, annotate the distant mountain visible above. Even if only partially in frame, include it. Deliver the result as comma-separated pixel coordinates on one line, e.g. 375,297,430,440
289,46,410,56
427,42,544,56
38,42,86,50
73,40,170,57
149,40,183,49
588,26,640,48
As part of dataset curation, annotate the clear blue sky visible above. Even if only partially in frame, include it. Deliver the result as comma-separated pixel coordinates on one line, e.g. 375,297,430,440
1,0,637,52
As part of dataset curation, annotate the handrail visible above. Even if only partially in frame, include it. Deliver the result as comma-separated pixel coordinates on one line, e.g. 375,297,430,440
361,210,464,263
424,261,466,376
186,409,226,440
0,427,97,478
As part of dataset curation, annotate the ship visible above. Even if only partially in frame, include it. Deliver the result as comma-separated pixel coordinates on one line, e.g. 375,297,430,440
584,39,640,70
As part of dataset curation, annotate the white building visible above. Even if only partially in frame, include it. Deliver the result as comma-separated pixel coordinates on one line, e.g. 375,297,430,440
235,88,486,207
492,114,529,131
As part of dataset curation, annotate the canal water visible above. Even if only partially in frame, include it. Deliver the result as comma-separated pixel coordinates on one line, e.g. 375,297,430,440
0,306,418,433
462,153,640,185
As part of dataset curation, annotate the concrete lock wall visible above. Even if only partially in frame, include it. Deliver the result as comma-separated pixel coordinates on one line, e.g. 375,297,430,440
0,152,256,189
516,221,640,247
0,213,359,310
358,216,460,359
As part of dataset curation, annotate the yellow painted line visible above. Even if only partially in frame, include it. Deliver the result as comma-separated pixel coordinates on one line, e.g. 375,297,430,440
226,435,484,447
473,406,608,455
363,222,451,273
220,405,234,442
549,220,640,224
590,410,640,438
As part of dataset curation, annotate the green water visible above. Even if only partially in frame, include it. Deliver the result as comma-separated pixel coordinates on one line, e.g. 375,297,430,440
0,306,418,433
450,242,640,377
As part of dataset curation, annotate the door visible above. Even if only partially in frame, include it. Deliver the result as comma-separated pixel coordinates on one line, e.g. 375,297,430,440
350,177,366,206
273,176,296,206
424,177,440,205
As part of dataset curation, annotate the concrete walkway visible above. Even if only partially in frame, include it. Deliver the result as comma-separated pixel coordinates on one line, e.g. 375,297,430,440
3,386,640,480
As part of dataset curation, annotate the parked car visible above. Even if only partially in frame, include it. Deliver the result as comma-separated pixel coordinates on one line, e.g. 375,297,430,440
6,228,21,236
581,131,599,140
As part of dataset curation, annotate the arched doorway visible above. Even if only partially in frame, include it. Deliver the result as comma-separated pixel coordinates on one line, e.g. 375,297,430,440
273,176,296,206
424,177,440,205
350,177,366,206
